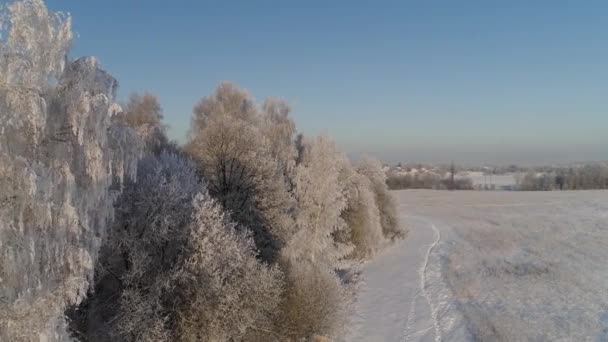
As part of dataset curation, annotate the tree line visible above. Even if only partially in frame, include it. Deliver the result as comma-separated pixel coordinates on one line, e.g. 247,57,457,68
517,165,608,191
0,1,403,341
386,164,608,191
386,171,474,190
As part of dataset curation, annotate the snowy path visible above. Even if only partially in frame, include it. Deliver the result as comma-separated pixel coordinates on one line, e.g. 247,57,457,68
344,211,440,342
344,190,608,341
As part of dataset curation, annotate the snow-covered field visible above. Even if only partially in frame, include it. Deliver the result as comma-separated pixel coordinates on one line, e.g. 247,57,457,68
346,190,608,341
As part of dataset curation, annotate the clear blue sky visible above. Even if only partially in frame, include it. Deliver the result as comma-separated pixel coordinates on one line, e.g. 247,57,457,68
45,0,608,164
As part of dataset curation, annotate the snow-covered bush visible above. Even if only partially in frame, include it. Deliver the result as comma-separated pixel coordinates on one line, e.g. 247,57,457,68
186,82,295,263
271,135,352,340
275,261,345,341
284,135,353,267
173,194,283,342
72,153,284,341
339,165,385,259
357,157,404,240
0,1,141,340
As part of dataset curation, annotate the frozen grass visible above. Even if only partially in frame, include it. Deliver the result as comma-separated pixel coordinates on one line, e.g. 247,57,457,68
397,190,608,341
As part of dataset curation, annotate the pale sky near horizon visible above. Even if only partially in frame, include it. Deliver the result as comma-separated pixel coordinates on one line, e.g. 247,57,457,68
44,0,608,165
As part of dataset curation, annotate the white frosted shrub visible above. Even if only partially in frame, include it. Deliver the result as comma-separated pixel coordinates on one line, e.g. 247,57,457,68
276,261,345,341
285,135,353,267
357,157,403,240
75,153,283,342
172,193,284,342
273,135,353,341
340,165,385,259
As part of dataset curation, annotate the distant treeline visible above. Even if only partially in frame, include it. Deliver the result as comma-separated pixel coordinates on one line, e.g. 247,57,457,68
392,163,525,175
517,164,608,191
386,173,474,190
387,163,608,191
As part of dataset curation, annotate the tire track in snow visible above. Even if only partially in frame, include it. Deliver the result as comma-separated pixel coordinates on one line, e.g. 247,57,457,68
403,287,419,341
401,217,442,342
403,288,434,341
419,220,442,342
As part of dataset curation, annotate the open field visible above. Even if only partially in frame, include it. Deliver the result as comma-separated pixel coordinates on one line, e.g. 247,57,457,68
347,190,608,341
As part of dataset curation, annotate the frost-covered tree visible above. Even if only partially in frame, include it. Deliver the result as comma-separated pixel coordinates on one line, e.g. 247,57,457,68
186,82,294,262
0,0,71,89
173,194,283,342
261,97,297,174
270,135,354,340
188,84,389,339
339,165,385,259
119,93,164,129
73,153,284,342
113,92,169,152
0,1,141,340
518,171,554,191
275,151,400,339
285,135,353,266
357,157,403,240
190,81,258,133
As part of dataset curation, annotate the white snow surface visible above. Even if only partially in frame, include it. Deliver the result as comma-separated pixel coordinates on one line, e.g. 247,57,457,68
345,190,608,341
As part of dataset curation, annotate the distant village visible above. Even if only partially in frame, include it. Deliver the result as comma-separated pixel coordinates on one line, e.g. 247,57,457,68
383,163,519,190
383,161,608,191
